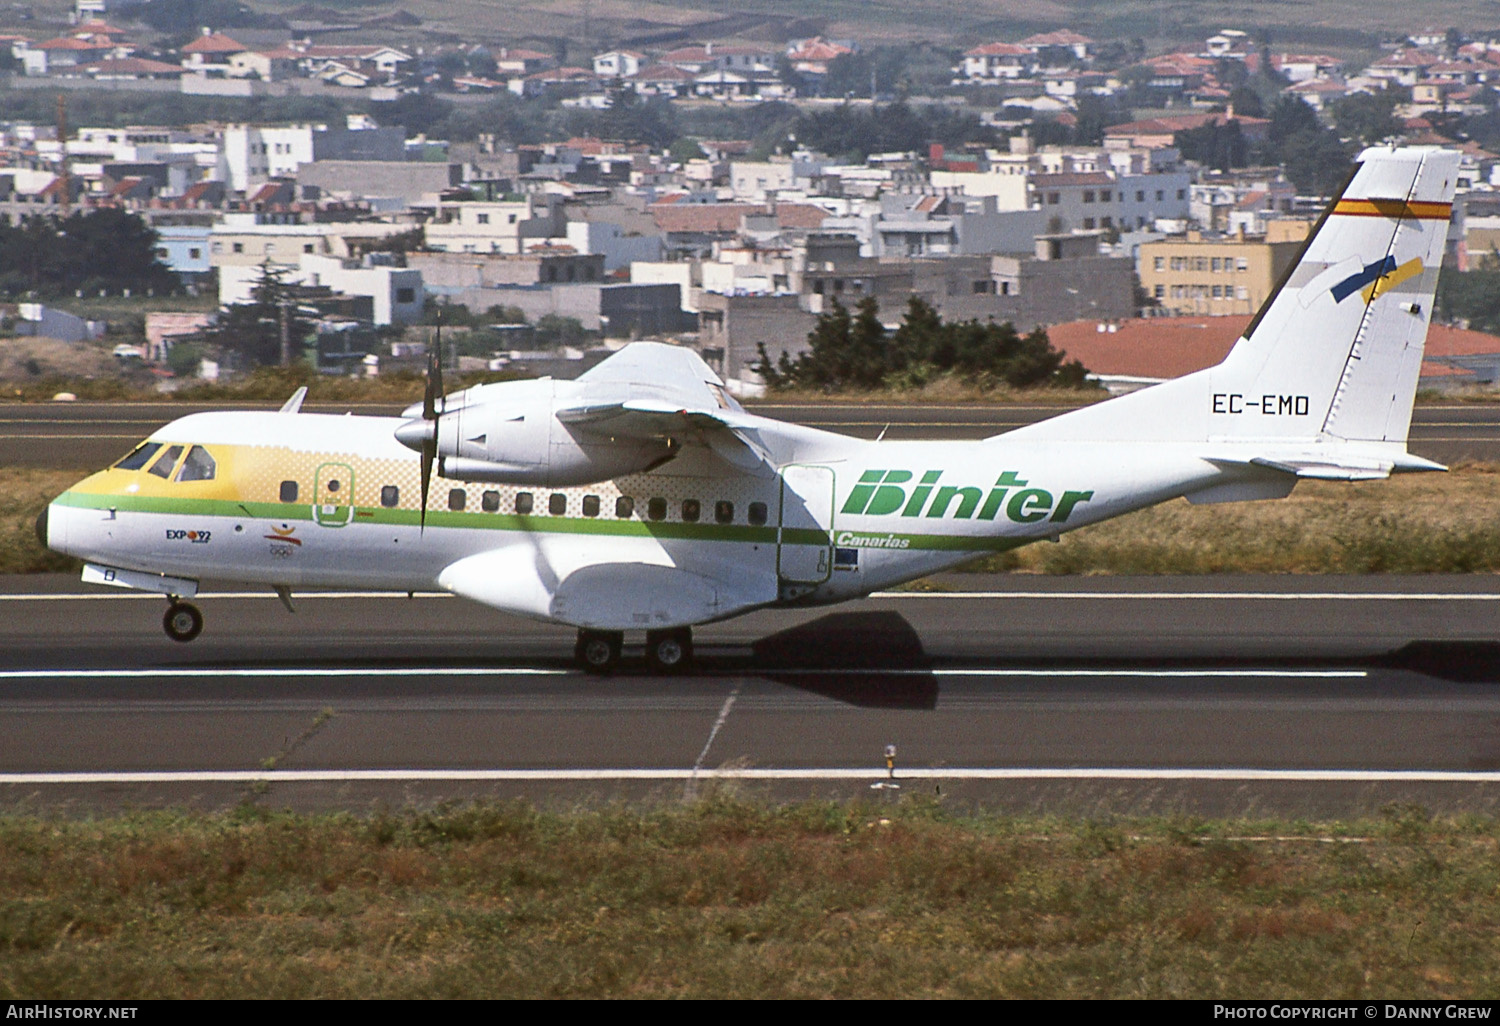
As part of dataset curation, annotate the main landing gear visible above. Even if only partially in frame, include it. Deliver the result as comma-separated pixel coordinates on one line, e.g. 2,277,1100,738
574,627,694,675
162,599,203,643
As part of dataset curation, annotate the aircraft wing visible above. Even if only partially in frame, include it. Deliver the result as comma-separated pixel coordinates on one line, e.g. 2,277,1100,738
557,399,775,475
559,344,773,473
576,341,737,410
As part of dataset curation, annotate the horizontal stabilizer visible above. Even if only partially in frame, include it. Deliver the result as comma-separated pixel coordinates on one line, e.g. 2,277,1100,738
1204,450,1447,481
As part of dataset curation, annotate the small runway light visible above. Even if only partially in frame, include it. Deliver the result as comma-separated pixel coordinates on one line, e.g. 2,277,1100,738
871,744,900,790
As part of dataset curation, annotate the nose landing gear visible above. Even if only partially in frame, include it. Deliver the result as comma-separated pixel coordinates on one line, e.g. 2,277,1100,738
163,600,203,643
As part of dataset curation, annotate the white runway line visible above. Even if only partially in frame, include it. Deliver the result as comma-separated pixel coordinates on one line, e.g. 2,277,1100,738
0,667,1368,681
871,592,1500,601
0,667,571,680
4,589,1500,603
687,685,740,799
2,768,1500,784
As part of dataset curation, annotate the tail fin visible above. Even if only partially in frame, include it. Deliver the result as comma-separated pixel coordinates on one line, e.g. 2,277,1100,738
1010,146,1458,458
1212,145,1458,445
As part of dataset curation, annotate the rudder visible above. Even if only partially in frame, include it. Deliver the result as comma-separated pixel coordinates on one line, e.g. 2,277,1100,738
1208,146,1459,444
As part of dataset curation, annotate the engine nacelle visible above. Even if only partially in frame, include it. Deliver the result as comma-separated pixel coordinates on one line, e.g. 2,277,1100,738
395,378,676,487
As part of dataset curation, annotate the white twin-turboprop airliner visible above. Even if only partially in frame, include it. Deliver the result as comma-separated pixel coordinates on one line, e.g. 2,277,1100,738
39,146,1459,672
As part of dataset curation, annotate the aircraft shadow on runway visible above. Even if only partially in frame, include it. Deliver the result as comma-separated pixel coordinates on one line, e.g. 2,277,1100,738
1379,641,1500,684
746,611,941,710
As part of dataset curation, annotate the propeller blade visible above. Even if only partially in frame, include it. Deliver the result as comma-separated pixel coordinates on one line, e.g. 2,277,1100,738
419,443,432,533
418,316,443,534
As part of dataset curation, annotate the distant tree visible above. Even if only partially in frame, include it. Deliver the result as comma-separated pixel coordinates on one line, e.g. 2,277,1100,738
165,341,203,378
668,137,706,163
1265,94,1322,145
0,208,177,299
1330,89,1403,146
1175,119,1248,171
360,227,425,255
467,49,498,79
1279,127,1353,196
483,305,529,324
200,263,312,368
1437,266,1500,333
758,295,1088,391
1228,85,1265,118
533,314,591,348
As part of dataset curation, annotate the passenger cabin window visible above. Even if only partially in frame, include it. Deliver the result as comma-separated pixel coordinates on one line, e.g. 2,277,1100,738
582,495,600,517
748,501,768,526
647,497,666,521
147,445,183,479
448,488,466,511
682,499,700,523
481,490,500,512
381,485,400,508
114,441,162,471
548,493,566,515
715,500,733,524
615,496,634,519
174,445,216,482
280,480,298,503
515,492,533,515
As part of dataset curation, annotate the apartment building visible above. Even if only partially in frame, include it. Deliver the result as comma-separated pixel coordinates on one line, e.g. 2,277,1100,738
1136,221,1310,316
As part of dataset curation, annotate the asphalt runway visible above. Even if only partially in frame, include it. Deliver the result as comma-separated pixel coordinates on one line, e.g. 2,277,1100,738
3,573,1500,816
5,400,1500,468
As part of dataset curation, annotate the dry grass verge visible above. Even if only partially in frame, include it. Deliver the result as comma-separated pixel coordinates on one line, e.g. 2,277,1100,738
974,463,1500,574
0,799,1496,999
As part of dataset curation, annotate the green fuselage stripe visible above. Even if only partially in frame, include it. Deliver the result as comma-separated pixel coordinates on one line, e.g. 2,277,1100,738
54,491,1029,553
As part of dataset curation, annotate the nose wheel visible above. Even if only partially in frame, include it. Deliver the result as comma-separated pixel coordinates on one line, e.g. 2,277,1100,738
163,600,203,643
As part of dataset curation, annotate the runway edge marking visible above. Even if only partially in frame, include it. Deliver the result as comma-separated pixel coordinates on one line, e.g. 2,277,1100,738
2,768,1500,784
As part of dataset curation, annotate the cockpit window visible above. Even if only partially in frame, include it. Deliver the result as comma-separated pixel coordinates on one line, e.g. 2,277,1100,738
174,445,216,482
147,445,184,479
114,441,162,471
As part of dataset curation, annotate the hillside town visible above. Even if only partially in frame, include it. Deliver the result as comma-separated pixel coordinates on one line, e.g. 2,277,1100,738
6,2,1500,393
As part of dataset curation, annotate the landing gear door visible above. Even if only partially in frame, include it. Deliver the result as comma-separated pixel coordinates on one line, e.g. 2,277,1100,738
313,462,355,527
778,464,834,586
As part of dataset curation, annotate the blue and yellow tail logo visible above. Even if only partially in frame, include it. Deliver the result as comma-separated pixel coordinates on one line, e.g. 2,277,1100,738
1331,256,1424,304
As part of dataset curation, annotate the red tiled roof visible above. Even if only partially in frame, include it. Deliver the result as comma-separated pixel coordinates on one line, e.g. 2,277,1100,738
302,44,404,59
633,64,694,81
79,56,180,74
965,42,1031,57
181,32,245,54
788,38,852,61
1107,112,1269,136
37,36,110,50
1047,316,1500,380
652,202,758,233
775,203,828,229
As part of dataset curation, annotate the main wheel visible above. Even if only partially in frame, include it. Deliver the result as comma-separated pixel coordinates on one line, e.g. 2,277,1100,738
163,601,203,643
645,628,693,674
574,630,623,674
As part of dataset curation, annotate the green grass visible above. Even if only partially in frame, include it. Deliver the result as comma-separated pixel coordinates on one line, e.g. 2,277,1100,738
1,798,1497,998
